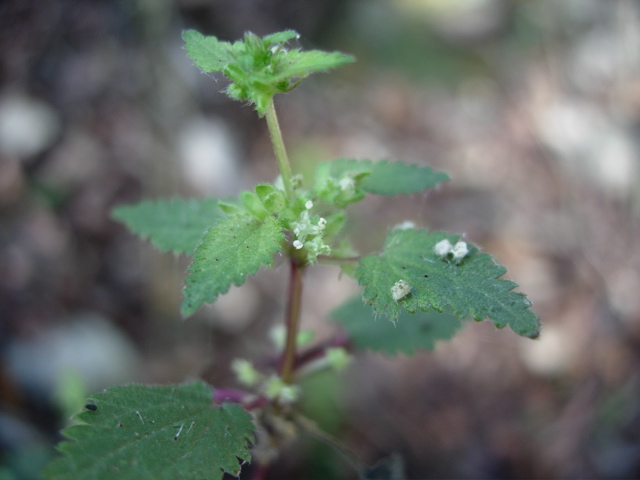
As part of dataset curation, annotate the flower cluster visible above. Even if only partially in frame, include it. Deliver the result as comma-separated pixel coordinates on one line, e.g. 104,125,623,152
290,201,330,261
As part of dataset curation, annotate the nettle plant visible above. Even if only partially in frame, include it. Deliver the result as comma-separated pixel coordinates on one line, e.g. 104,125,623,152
45,30,540,480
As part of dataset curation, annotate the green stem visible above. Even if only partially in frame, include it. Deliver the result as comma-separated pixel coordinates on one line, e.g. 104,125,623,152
279,258,304,384
265,98,294,201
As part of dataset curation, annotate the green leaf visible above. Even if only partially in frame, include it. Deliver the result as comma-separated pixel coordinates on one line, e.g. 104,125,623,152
272,49,355,82
318,159,449,195
43,382,254,480
331,296,465,355
262,30,300,45
356,229,541,338
182,215,284,317
182,29,354,116
182,29,235,73
240,190,268,221
112,198,223,255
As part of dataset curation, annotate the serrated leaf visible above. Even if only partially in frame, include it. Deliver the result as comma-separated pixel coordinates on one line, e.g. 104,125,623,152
112,198,223,255
182,215,284,317
331,296,465,355
263,30,299,45
182,29,235,73
319,159,449,195
356,229,541,338
273,49,355,81
43,382,254,480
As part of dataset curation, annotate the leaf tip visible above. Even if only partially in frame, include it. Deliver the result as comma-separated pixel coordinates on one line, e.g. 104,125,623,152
180,299,196,319
181,28,201,44
522,322,542,340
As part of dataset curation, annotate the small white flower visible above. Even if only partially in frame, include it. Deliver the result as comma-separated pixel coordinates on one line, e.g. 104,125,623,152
434,239,452,257
391,280,411,301
452,241,469,262
290,208,330,261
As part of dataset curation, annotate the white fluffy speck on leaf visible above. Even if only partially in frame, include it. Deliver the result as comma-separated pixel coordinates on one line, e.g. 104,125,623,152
391,280,411,301
452,241,469,262
434,239,452,257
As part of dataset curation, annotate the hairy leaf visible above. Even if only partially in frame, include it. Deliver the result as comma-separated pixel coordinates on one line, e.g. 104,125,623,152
273,49,356,81
182,215,284,317
262,30,300,45
332,296,465,355
319,159,449,195
43,382,254,480
112,199,223,255
182,29,354,115
356,229,541,338
182,30,235,74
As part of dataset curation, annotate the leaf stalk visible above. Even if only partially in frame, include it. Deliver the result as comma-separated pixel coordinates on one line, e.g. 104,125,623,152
265,98,294,201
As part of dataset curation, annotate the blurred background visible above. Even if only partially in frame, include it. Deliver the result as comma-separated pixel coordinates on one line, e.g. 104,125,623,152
1,0,640,478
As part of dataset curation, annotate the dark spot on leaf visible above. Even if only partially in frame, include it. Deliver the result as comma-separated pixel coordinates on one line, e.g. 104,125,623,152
119,422,123,428
85,404,98,411
424,274,429,278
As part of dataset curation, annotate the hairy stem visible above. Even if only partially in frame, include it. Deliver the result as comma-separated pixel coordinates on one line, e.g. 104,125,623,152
265,98,294,201
279,258,304,384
